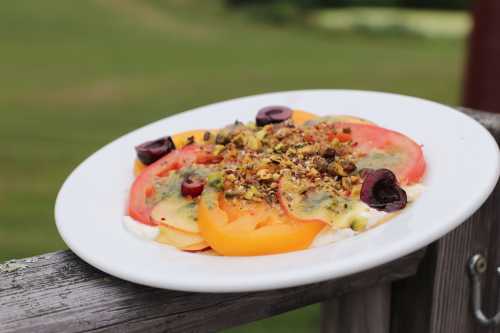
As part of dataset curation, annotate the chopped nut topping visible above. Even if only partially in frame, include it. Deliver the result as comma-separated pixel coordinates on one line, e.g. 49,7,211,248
203,131,211,141
195,119,359,205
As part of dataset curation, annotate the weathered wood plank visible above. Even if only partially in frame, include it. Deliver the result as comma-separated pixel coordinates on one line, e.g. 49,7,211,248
0,250,424,333
321,284,391,333
392,177,500,333
391,109,500,333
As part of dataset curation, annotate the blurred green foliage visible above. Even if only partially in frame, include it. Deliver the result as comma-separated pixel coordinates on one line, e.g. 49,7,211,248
226,0,470,27
0,0,464,266
1,1,464,332
312,7,470,38
227,0,470,10
399,0,469,9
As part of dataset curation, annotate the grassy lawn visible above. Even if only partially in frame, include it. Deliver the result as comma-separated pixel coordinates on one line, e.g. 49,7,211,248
0,1,465,331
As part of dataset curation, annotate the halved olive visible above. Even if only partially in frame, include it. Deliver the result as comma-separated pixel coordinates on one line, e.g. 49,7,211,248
256,106,292,126
360,169,407,212
181,176,205,198
135,136,176,165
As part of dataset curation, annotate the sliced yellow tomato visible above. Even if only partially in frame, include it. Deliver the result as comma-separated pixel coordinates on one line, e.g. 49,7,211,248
151,196,199,233
172,129,211,148
329,115,374,125
155,225,205,249
198,191,325,256
182,241,210,252
292,110,317,125
134,159,146,177
292,111,374,126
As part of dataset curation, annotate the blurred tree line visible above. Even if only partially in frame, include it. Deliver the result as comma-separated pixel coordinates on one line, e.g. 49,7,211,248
227,0,470,10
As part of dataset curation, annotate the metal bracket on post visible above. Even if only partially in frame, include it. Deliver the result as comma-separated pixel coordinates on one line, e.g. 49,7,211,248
468,254,500,327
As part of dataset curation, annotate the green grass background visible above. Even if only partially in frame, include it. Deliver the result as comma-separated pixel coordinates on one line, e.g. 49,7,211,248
0,1,465,331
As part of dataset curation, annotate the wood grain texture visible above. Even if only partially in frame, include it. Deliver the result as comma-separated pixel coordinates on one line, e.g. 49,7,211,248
0,250,424,333
391,109,500,333
426,108,500,333
483,177,500,332
390,243,438,333
321,284,391,333
431,178,499,333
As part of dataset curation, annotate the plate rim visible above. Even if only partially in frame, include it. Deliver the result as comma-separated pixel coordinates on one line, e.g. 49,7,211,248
55,89,500,292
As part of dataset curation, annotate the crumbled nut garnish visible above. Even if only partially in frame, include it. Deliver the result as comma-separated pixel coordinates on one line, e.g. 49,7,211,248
213,144,225,156
322,147,336,161
194,119,359,205
341,160,357,174
256,169,272,181
203,131,211,141
215,131,230,145
207,172,224,190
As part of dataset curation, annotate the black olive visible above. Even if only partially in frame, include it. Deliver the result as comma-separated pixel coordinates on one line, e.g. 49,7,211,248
360,169,407,212
322,147,336,161
135,136,176,165
341,161,357,174
181,176,205,198
256,106,292,126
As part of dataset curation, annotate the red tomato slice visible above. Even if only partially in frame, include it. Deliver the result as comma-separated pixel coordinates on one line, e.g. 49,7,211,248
333,122,426,184
128,145,216,225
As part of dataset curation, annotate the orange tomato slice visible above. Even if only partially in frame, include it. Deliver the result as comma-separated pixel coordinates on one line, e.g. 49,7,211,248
198,191,325,256
292,110,317,125
219,196,268,222
172,129,211,148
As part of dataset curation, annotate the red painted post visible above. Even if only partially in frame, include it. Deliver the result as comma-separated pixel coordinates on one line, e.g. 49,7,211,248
463,0,500,114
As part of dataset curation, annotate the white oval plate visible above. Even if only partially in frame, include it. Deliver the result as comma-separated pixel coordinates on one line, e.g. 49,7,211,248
55,90,499,292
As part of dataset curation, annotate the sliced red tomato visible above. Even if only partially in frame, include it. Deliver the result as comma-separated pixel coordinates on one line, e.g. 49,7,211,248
333,122,426,185
128,145,217,225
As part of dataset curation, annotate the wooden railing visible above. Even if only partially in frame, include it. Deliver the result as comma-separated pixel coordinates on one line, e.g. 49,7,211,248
1,108,498,333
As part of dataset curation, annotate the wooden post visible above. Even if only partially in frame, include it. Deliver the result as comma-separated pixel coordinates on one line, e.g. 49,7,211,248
321,284,391,333
463,0,500,113
390,109,500,333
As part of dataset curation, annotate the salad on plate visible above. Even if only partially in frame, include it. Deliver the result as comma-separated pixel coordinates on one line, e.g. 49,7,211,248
124,106,426,256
